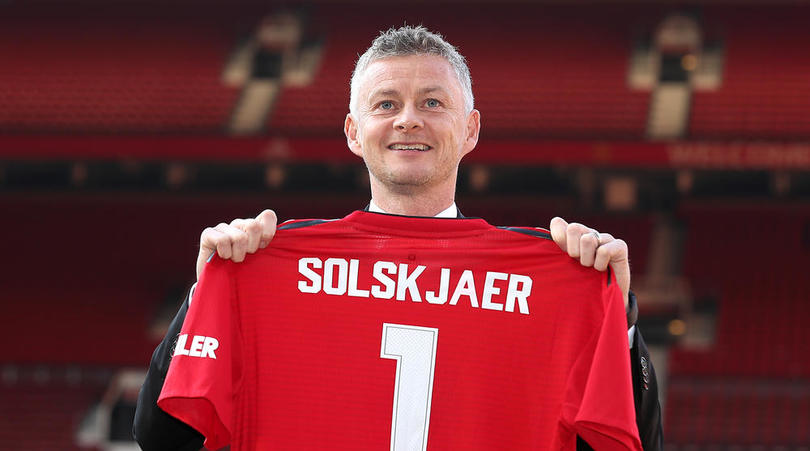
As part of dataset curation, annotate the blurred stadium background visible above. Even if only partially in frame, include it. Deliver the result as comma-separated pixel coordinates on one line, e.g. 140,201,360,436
1,0,809,449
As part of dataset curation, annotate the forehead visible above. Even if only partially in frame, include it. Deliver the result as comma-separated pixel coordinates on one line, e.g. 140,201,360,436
359,54,462,97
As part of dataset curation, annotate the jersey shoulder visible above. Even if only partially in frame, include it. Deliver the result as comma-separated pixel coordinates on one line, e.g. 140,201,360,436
277,216,554,243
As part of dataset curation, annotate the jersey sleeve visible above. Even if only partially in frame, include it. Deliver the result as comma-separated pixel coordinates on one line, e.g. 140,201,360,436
157,257,241,451
562,271,643,450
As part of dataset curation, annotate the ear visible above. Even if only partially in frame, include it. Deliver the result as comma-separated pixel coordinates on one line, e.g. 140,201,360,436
345,113,363,157
461,109,481,157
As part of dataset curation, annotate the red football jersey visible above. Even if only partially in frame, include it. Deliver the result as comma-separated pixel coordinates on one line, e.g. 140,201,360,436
158,211,641,450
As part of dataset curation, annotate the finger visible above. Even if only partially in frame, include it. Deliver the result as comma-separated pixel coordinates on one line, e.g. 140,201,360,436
594,239,630,295
221,225,249,262
229,218,247,232
590,233,615,270
593,238,628,270
579,231,600,267
243,219,263,253
205,224,232,259
565,222,590,258
582,232,616,270
211,223,248,262
257,209,278,248
197,226,227,280
199,226,220,254
549,216,569,252
227,217,263,252
593,239,615,271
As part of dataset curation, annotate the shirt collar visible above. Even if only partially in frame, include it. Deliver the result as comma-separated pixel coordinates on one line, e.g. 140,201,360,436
368,199,458,218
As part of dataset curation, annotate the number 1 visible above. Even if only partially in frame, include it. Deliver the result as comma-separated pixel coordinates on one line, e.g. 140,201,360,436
380,323,439,451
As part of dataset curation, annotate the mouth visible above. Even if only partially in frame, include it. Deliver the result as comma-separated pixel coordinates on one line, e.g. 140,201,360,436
387,143,432,152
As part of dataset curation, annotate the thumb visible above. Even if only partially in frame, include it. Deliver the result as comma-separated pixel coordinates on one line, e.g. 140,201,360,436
196,235,215,282
196,226,222,281
257,209,278,248
610,255,631,310
549,216,568,252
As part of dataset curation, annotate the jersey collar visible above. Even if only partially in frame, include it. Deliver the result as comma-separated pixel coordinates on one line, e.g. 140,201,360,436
367,199,459,218
345,209,489,234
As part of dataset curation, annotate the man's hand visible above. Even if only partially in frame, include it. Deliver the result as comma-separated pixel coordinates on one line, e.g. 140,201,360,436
549,217,631,309
196,209,278,280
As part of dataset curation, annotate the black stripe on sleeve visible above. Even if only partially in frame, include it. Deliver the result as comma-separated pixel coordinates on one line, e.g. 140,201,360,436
497,226,552,240
278,219,330,231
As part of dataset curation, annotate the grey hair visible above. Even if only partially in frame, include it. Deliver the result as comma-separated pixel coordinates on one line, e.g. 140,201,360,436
349,25,474,114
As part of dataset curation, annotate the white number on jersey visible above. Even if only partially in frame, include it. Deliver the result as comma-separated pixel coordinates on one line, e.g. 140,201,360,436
380,323,439,451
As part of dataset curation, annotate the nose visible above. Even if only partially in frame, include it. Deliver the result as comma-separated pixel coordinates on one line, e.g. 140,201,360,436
393,105,423,132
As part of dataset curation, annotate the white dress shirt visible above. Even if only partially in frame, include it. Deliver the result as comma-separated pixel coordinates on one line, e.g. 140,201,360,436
368,199,459,218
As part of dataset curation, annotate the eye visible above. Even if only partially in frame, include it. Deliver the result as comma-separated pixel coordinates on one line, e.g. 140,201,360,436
425,98,440,108
379,101,394,110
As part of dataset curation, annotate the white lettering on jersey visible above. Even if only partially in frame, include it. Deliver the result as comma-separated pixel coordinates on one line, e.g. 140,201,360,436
481,271,509,311
323,258,348,295
174,334,219,359
425,268,450,305
297,258,534,314
449,270,478,308
298,258,322,293
348,259,370,297
396,263,426,302
506,274,532,314
372,261,397,299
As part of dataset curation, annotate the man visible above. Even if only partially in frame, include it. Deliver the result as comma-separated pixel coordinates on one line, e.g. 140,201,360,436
134,25,662,450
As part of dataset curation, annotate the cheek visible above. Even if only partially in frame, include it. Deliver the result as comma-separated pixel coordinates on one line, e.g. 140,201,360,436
442,115,466,135
437,120,467,147
361,122,388,144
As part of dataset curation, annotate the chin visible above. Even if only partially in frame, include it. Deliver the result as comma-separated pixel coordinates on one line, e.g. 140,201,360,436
380,172,433,189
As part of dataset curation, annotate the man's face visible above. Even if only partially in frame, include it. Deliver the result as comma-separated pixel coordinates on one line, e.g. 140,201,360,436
345,54,480,193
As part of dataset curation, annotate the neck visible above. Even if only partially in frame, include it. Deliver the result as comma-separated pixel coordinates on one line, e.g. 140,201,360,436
369,181,457,217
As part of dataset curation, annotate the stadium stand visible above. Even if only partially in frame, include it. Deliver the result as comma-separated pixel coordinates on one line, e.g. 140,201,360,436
665,203,810,448
460,9,650,138
666,378,810,448
0,193,366,366
265,11,364,134
0,368,108,451
690,7,810,139
672,203,810,378
1,5,808,140
268,5,650,138
0,5,243,133
4,5,809,140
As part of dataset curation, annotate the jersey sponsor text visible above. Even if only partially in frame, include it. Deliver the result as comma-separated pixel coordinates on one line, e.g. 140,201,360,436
174,334,219,359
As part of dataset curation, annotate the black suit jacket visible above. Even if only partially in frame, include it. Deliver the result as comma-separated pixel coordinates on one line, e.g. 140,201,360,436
133,212,663,450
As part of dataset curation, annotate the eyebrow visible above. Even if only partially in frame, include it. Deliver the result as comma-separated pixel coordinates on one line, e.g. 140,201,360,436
368,89,400,100
367,86,449,100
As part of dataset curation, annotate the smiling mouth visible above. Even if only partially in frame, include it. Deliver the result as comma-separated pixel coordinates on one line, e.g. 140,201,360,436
388,143,432,151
